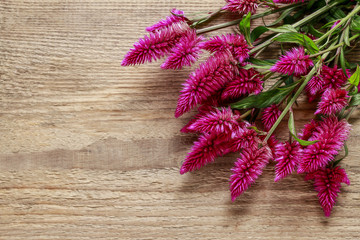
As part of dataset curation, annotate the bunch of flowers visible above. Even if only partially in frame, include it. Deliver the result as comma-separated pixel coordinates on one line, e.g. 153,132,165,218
122,0,360,217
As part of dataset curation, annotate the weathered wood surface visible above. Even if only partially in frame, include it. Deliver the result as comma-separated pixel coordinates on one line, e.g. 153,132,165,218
0,1,360,239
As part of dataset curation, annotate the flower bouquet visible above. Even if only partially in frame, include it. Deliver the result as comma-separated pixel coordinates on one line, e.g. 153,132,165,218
122,0,360,217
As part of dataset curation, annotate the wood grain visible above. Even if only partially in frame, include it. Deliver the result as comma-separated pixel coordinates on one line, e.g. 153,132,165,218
0,0,360,239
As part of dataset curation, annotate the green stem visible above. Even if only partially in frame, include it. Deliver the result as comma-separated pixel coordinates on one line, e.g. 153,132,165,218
250,1,340,54
315,5,360,44
196,3,304,34
240,110,252,119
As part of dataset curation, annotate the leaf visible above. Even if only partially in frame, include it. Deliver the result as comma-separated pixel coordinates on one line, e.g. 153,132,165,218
238,12,252,45
350,15,360,32
344,26,350,47
250,26,268,43
339,48,348,75
288,110,318,146
247,58,277,66
273,32,319,54
348,65,360,87
267,25,297,33
268,8,296,27
349,93,360,106
230,82,299,109
308,25,324,38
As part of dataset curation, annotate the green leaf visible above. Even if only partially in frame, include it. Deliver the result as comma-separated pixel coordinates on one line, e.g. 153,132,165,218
250,26,268,43
268,8,296,27
288,110,318,146
239,12,252,45
308,25,324,38
267,25,297,33
339,48,348,75
230,82,299,109
247,58,277,66
350,15,360,32
344,26,350,47
348,65,360,86
273,32,319,54
349,93,360,106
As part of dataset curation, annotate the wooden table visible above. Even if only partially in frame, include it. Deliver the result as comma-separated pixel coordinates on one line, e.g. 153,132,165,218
1,1,360,239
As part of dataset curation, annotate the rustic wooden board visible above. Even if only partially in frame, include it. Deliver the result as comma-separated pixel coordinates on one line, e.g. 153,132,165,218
1,0,360,239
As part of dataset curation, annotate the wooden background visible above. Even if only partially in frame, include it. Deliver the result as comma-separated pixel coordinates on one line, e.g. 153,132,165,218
1,0,360,239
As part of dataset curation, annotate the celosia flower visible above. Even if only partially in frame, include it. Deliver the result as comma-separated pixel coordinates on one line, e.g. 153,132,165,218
261,104,282,131
203,34,249,63
270,47,313,76
180,133,228,174
122,23,190,66
221,68,263,101
315,89,349,115
161,30,205,70
306,65,350,101
227,126,261,153
274,141,302,182
230,147,272,201
273,0,305,3
175,52,235,118
222,0,258,16
298,117,351,173
331,20,341,30
187,107,240,134
299,119,319,141
180,105,213,133
305,166,350,217
146,9,187,32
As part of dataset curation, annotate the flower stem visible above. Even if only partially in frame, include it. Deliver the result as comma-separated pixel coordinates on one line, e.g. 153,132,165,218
315,5,360,45
196,3,304,34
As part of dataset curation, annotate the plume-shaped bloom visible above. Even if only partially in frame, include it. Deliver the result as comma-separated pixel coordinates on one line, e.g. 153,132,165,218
221,68,263,101
180,133,228,174
274,141,302,182
230,147,272,201
122,23,190,66
175,52,235,118
305,166,350,217
261,105,282,131
270,47,313,77
146,9,187,32
273,0,305,3
298,117,351,173
203,34,249,63
227,126,261,153
222,0,258,16
306,65,350,101
180,105,213,133
161,30,205,69
299,119,319,141
315,89,349,115
187,107,240,134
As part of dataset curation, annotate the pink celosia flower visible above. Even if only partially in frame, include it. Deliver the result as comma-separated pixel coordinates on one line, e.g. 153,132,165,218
230,146,272,201
273,0,305,3
222,0,258,16
227,126,261,153
146,9,187,32
299,119,319,141
187,107,240,134
270,47,314,77
261,104,282,131
180,133,228,174
306,65,350,102
315,89,349,115
305,166,350,217
221,68,263,101
161,30,205,70
331,20,341,30
298,117,351,173
175,52,235,118
122,23,190,66
180,105,213,133
274,141,302,182
203,34,250,63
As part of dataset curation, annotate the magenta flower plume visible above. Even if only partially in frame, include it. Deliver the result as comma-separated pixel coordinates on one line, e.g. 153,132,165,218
180,133,228,174
315,89,349,115
298,117,351,173
161,30,205,70
227,126,261,153
299,119,319,141
180,105,213,133
230,147,272,201
203,34,250,63
221,68,263,101
261,105,282,131
306,65,350,101
146,9,187,32
270,47,313,77
188,107,240,134
222,0,258,16
274,141,302,182
306,166,350,217
331,20,341,30
273,0,305,3
122,23,190,66
175,52,235,118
